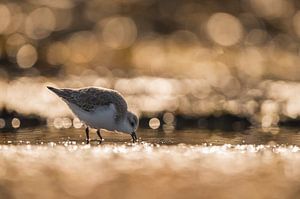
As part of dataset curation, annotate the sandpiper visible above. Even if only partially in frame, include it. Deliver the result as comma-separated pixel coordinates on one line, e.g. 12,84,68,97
47,86,139,143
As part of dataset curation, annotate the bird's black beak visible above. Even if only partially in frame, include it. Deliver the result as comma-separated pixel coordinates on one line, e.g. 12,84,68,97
131,132,137,143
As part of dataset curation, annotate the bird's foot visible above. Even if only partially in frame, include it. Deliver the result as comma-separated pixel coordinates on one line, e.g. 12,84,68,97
98,138,103,144
86,139,90,144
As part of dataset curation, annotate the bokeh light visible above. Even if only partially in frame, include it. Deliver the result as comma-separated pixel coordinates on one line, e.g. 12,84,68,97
149,118,160,129
0,4,11,33
73,118,83,129
163,112,175,124
249,0,293,19
16,44,38,68
47,42,70,65
101,17,137,49
68,31,98,64
238,47,264,78
6,33,27,60
11,118,20,128
53,118,63,129
0,119,5,129
206,13,243,46
25,7,56,40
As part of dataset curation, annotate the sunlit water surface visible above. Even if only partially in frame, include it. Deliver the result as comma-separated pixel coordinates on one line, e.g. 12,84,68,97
1,128,300,199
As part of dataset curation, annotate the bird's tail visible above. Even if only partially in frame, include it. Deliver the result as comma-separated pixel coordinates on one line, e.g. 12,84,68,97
47,86,66,98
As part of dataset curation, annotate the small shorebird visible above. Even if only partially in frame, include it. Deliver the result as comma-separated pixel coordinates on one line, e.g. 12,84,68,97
47,86,139,143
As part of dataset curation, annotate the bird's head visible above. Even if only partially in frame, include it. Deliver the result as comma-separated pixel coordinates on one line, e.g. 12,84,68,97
126,111,139,132
123,111,139,141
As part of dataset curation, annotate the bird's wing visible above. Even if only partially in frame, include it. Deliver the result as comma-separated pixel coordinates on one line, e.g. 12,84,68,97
50,87,128,120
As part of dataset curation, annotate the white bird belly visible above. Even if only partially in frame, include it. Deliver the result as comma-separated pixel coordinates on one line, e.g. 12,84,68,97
67,102,117,130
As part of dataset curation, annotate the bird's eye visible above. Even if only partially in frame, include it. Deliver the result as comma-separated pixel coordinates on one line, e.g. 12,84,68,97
130,122,134,127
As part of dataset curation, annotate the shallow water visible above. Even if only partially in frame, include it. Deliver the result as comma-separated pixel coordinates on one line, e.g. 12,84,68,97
1,128,300,199
1,127,300,145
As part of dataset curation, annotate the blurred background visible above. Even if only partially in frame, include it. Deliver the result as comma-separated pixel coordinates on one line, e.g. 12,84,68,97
1,0,300,131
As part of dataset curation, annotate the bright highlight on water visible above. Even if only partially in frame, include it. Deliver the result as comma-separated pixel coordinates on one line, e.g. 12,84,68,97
0,141,299,199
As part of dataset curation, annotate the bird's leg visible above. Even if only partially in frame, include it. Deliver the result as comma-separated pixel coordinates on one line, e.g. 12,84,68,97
85,127,90,144
131,132,137,143
96,129,103,143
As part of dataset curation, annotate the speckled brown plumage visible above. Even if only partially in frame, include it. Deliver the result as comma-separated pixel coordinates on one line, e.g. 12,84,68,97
48,87,128,120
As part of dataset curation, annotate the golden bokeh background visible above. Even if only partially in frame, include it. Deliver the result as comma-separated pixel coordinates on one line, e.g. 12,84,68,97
1,0,300,128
